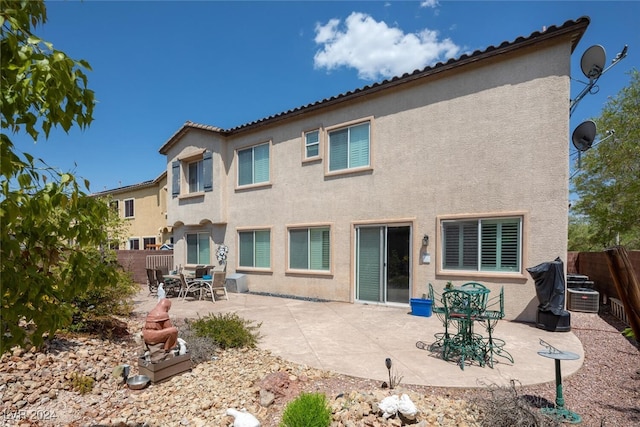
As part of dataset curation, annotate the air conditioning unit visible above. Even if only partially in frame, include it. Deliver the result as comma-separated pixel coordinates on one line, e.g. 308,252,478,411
567,288,599,313
226,273,248,293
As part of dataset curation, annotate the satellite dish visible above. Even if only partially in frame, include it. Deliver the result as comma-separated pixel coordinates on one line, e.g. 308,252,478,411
572,120,597,152
580,45,606,79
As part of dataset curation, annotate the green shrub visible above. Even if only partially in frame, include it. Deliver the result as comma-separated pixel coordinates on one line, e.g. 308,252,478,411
69,372,94,395
179,320,220,364
280,392,332,427
187,312,262,349
66,252,139,336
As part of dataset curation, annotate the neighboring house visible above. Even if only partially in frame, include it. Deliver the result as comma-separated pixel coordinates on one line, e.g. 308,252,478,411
159,17,590,322
92,172,171,250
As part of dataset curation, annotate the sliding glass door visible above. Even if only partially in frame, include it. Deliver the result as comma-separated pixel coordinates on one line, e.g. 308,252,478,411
356,226,410,303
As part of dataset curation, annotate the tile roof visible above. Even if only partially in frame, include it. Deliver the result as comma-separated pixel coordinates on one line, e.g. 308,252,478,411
159,16,589,154
91,171,166,196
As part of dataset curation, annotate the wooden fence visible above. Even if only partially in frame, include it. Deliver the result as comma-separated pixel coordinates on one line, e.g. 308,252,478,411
567,250,640,300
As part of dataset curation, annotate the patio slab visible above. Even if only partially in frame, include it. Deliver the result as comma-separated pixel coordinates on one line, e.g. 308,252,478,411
132,287,584,388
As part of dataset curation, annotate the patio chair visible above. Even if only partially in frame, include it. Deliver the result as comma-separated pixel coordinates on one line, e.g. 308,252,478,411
211,272,228,301
155,269,180,296
428,283,450,351
146,268,159,295
178,273,204,301
479,286,514,367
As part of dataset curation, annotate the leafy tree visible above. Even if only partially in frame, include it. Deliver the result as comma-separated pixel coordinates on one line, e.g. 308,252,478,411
571,69,640,249
1,1,134,353
567,215,598,252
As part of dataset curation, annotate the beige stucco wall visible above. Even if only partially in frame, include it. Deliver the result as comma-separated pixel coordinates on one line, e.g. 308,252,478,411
165,40,572,322
109,175,169,248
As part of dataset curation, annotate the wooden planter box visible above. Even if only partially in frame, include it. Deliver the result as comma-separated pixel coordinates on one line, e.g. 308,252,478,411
138,353,192,383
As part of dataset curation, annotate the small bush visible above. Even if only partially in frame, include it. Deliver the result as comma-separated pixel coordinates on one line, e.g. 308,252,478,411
280,392,332,427
186,312,262,349
475,380,561,427
69,372,94,395
179,321,220,364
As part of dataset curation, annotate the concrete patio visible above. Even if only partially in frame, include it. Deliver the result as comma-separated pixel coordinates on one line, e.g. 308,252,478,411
132,287,584,388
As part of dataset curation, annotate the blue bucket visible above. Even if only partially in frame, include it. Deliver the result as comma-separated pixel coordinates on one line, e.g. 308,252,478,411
410,298,433,317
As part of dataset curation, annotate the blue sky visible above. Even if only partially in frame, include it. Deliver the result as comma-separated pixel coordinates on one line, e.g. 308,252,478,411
11,1,639,192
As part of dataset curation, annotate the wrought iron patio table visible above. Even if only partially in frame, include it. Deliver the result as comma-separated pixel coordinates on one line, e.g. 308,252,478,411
441,287,490,370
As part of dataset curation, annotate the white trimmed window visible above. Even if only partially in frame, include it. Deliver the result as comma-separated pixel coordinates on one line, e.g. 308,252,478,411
128,238,140,250
188,159,204,193
143,237,156,250
172,151,213,197
289,226,330,271
304,130,320,159
124,199,134,218
238,230,270,268
441,217,522,272
328,122,370,172
238,142,270,186
186,232,210,265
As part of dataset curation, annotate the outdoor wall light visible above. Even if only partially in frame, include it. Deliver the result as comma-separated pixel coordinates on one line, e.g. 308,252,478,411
422,234,429,247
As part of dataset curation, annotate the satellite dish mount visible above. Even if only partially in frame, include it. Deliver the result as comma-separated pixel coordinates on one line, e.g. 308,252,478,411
570,44,628,116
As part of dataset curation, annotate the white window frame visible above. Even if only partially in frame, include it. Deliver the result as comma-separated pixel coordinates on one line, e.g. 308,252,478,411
187,159,204,193
143,236,157,250
124,198,134,218
128,238,140,250
303,129,321,161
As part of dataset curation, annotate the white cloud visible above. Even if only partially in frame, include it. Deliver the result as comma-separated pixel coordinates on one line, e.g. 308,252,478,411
314,12,459,81
420,0,439,8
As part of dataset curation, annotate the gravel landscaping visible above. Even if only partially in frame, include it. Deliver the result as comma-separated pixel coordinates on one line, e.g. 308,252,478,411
1,309,638,426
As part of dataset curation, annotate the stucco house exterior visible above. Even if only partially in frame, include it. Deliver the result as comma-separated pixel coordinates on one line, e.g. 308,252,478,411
92,172,171,250
159,17,590,322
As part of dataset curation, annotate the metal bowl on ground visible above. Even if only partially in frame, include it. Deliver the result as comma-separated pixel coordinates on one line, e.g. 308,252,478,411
126,374,150,390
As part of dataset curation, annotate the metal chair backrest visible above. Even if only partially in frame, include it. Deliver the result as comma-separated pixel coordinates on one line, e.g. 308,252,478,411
195,267,208,278
146,268,158,286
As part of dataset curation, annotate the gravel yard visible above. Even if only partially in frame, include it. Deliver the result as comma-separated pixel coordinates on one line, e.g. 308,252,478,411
1,310,637,426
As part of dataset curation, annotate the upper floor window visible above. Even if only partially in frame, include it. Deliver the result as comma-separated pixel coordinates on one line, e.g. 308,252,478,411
188,159,204,193
289,226,330,271
304,130,320,160
238,229,271,269
110,200,119,214
328,121,370,172
186,232,210,265
172,151,213,198
124,199,134,218
238,142,270,187
441,216,522,273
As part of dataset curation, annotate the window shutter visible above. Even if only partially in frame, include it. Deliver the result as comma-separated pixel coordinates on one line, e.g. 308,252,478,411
310,228,330,270
254,230,271,268
349,123,370,168
499,221,520,271
329,128,348,171
290,229,308,269
239,232,254,267
253,144,270,183
171,161,180,198
238,149,253,186
203,151,213,192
